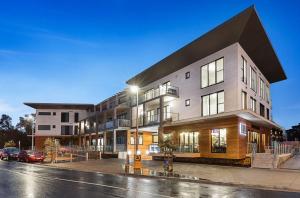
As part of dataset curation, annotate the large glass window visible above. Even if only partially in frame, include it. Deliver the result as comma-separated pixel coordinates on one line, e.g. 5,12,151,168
241,91,247,110
130,134,143,145
260,79,265,99
61,112,69,122
163,105,171,120
266,85,270,103
61,125,73,135
250,97,256,112
242,57,247,83
211,128,227,153
74,112,79,123
179,132,199,153
250,67,257,92
145,89,154,101
202,91,224,116
260,103,265,117
201,58,224,88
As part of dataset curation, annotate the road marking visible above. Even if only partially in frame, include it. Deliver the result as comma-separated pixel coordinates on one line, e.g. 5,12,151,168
0,167,173,198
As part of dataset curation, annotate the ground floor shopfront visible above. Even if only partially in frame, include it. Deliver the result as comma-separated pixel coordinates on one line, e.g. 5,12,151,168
160,116,275,160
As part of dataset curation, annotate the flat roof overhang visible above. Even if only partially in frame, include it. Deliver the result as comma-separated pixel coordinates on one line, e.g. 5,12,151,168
164,110,283,130
24,102,94,110
127,6,286,87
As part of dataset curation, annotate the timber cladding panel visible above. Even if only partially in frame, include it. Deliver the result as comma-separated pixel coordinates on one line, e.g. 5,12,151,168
163,117,243,159
127,131,153,160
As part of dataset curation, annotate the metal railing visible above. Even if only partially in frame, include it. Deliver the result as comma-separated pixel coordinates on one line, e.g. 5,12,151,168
98,119,131,131
131,85,179,106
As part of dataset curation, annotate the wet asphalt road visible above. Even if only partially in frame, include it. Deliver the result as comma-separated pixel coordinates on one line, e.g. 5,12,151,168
0,161,299,198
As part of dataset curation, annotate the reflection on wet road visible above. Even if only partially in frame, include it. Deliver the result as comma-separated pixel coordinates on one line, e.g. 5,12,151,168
0,161,299,198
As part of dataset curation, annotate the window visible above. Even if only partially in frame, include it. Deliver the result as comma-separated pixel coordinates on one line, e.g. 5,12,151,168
260,79,265,99
38,112,51,116
242,57,247,83
144,89,154,101
61,125,73,135
185,72,190,79
250,97,256,112
163,105,171,120
146,109,156,123
160,81,170,95
250,67,257,92
266,85,270,103
202,91,224,116
266,108,270,120
52,125,56,129
185,99,190,106
38,125,51,130
260,103,265,117
241,91,247,110
179,132,199,153
240,123,247,136
201,58,224,88
130,134,143,145
53,112,56,116
152,135,158,143
74,112,79,123
61,112,69,122
74,126,79,135
211,128,227,153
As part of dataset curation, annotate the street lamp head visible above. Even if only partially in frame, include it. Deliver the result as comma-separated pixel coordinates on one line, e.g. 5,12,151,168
130,85,139,93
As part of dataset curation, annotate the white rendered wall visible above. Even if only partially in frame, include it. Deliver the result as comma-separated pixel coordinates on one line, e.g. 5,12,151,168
35,109,88,136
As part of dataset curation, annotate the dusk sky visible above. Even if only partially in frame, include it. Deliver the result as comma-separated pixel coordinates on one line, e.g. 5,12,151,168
0,0,299,129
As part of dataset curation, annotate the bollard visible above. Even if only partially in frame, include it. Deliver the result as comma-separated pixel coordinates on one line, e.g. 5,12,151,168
86,152,89,161
70,154,73,162
99,151,102,160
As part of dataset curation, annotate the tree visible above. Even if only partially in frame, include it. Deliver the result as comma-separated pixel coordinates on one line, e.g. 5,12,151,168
159,139,177,174
16,115,34,134
4,140,16,148
0,114,13,131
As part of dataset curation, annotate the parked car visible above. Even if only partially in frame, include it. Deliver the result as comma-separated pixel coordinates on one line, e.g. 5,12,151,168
18,150,45,163
1,147,20,160
0,149,3,159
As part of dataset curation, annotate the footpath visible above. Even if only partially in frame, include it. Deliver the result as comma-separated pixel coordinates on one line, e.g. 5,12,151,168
47,158,300,192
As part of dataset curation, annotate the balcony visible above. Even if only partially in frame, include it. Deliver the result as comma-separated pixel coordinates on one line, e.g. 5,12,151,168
131,85,179,106
98,119,131,131
131,112,179,127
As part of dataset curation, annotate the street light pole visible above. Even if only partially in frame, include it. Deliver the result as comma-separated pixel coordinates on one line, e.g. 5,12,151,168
135,88,139,156
31,121,34,150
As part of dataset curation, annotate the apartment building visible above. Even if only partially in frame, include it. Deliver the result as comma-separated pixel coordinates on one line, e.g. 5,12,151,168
78,91,131,155
24,103,93,150
126,6,286,161
24,6,286,163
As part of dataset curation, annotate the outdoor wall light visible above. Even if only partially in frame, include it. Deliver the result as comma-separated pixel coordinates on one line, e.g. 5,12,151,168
127,150,132,155
130,85,139,93
137,150,141,155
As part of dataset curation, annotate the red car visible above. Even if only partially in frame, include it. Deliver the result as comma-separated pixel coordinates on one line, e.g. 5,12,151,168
18,150,45,163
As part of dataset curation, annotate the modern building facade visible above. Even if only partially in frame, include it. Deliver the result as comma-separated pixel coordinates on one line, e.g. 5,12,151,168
24,103,94,150
126,6,286,161
24,6,286,162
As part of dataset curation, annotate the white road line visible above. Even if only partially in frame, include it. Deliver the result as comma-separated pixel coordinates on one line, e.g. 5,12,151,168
0,167,173,198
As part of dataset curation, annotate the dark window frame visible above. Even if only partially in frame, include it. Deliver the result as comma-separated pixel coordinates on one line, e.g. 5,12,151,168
38,125,51,130
185,99,191,106
185,71,190,79
200,57,224,88
201,90,224,116
38,112,51,116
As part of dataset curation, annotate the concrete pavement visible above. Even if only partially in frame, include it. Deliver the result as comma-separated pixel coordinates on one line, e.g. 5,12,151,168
48,159,300,192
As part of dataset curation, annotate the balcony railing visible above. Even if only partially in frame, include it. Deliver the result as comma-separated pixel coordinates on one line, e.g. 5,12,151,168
98,119,131,131
131,112,179,127
131,85,179,106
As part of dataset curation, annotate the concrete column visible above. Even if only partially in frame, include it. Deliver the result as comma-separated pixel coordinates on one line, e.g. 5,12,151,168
103,132,107,153
113,129,117,153
95,105,99,150
159,96,164,143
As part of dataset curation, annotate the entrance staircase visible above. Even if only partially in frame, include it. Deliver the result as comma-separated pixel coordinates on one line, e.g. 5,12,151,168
252,153,275,168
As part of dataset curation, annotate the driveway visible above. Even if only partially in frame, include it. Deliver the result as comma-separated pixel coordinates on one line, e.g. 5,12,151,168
280,155,300,169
